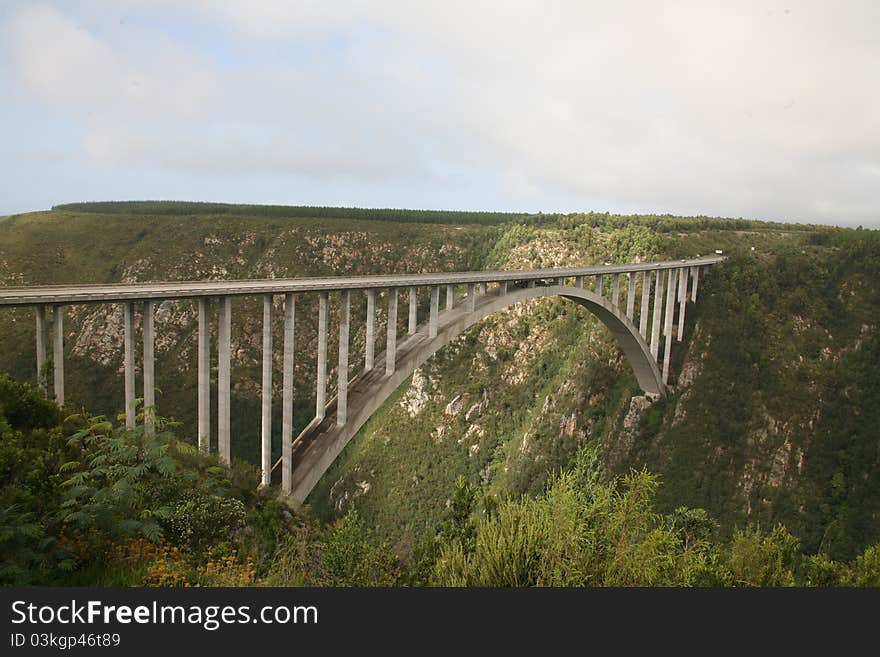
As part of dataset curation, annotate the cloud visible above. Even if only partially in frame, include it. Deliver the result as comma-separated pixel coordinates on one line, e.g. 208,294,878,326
2,1,879,225
5,3,221,118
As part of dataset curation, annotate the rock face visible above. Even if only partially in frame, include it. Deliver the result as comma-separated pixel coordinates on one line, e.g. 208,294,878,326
400,368,432,418
623,396,651,433
465,391,489,422
445,394,465,417
604,394,652,470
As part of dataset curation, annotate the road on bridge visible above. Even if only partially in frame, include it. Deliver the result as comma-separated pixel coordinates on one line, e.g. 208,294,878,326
0,257,725,306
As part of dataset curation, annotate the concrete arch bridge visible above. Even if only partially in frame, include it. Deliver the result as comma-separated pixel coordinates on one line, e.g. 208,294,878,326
0,257,722,506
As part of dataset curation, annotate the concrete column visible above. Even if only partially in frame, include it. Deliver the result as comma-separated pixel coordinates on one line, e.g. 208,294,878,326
217,296,231,464
316,291,329,420
142,300,155,435
626,272,636,319
639,270,651,338
595,274,604,297
467,283,477,311
51,306,64,406
691,266,700,303
650,270,664,359
612,274,621,306
446,284,455,310
281,293,295,495
677,267,687,342
500,281,508,295
554,277,563,286
197,299,210,450
479,282,487,295
35,306,47,392
527,280,536,289
429,286,439,338
662,268,677,383
337,290,350,427
385,288,398,375
365,289,376,372
408,287,418,335
123,302,136,430
575,275,584,288
260,295,273,486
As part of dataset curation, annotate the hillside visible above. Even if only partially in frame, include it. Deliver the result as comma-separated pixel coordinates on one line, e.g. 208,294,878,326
0,203,878,565
0,207,496,464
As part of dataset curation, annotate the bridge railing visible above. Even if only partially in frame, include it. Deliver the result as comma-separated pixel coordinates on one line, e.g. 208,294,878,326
0,257,722,495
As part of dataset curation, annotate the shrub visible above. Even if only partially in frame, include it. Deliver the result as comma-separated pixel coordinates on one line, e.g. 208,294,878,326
167,492,247,551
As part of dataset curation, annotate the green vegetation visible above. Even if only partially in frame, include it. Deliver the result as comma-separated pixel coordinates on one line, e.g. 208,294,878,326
50,200,816,233
618,238,880,560
431,446,880,587
0,375,402,586
2,378,877,587
1,202,878,586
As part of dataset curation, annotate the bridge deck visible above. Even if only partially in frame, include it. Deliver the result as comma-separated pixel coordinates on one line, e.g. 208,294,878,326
0,257,724,306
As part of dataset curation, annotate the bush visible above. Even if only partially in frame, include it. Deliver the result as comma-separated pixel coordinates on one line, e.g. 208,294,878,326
848,544,880,587
167,492,247,551
433,446,711,587
726,525,800,587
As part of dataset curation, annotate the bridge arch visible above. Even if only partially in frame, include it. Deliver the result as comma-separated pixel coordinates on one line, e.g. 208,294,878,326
287,283,664,505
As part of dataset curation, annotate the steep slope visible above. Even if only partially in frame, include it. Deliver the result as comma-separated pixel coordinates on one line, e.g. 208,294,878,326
311,220,879,561
2,204,876,563
607,234,880,559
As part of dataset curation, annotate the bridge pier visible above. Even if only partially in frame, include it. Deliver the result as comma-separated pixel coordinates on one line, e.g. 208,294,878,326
691,266,700,302
677,267,687,342
316,292,328,420
124,302,136,430
408,287,417,335
52,306,64,406
143,300,155,435
197,299,209,449
650,270,664,358
446,284,455,310
338,290,350,427
479,282,487,295
218,296,231,464
281,293,295,495
467,283,476,311
662,269,677,383
575,275,584,288
639,270,650,338
595,274,603,297
365,289,376,372
35,306,47,391
612,274,620,307
261,295,273,486
386,287,398,375
429,286,439,338
626,272,636,318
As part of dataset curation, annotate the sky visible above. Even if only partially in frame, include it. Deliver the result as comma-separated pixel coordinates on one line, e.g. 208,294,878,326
1,1,878,227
